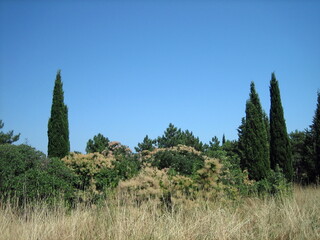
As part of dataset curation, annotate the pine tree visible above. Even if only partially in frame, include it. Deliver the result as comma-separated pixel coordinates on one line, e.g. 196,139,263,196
157,123,181,148
0,120,20,144
269,73,293,181
86,133,109,153
47,70,70,158
135,135,155,152
240,82,270,180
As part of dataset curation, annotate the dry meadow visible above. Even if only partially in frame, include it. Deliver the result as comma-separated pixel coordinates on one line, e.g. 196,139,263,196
1,186,319,240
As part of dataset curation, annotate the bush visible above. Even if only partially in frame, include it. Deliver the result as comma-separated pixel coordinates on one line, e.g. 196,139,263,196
62,149,140,202
143,145,205,176
0,144,76,203
254,166,292,196
119,146,227,206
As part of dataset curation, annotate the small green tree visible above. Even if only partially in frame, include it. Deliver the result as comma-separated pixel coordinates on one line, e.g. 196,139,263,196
47,70,70,158
222,134,226,145
86,133,109,153
157,123,204,151
0,120,20,144
135,135,155,152
157,123,182,148
269,73,293,181
180,130,204,151
204,136,220,154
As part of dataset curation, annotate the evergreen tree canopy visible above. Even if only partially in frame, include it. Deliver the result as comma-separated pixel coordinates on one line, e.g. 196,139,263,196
47,70,70,158
157,123,203,151
208,136,220,151
86,133,109,153
157,123,181,148
180,130,204,151
237,117,246,162
135,135,155,152
269,73,293,181
0,120,20,144
239,82,270,180
222,134,226,145
311,91,320,179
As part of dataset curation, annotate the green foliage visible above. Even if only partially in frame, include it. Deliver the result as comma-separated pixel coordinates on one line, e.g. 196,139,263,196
297,92,320,184
204,136,222,157
222,134,226,145
157,123,181,148
150,147,205,176
86,133,109,154
269,73,293,181
312,91,320,181
180,130,204,151
0,120,20,144
254,166,292,196
157,123,204,151
237,117,246,162
135,135,155,152
62,148,140,200
289,130,310,183
47,70,70,158
0,144,75,204
239,82,270,181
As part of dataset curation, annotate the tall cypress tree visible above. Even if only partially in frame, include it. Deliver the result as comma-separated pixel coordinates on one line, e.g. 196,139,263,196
47,70,70,158
240,82,270,180
311,91,320,180
269,73,293,181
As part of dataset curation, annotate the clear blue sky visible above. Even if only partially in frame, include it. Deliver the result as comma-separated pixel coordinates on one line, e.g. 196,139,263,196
1,0,319,154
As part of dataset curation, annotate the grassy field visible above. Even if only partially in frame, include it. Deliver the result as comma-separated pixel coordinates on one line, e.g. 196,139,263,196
1,186,319,240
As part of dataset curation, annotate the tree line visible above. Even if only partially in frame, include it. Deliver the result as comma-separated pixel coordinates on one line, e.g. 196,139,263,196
0,70,319,205
46,70,319,184
0,71,320,201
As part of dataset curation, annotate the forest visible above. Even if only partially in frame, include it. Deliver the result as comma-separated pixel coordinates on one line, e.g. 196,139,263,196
0,70,320,240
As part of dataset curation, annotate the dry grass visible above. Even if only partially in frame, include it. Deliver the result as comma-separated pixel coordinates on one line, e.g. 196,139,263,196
1,186,320,240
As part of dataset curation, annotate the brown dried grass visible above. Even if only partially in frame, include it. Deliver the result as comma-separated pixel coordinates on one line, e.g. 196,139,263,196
1,186,319,240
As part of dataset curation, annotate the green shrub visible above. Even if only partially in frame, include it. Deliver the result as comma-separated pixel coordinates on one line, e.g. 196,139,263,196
218,154,256,198
145,145,205,176
254,166,292,196
0,144,76,204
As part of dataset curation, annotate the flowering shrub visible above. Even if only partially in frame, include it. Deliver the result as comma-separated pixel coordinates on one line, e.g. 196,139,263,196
118,145,230,205
62,152,114,193
62,145,140,202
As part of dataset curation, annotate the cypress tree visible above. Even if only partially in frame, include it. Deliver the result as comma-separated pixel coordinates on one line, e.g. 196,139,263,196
241,82,270,180
47,70,70,158
269,73,293,181
311,91,320,180
237,117,246,166
222,134,226,145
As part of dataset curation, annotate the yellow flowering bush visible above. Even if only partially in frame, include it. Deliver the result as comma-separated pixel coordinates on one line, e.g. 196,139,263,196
62,152,115,194
62,148,140,203
118,145,229,205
